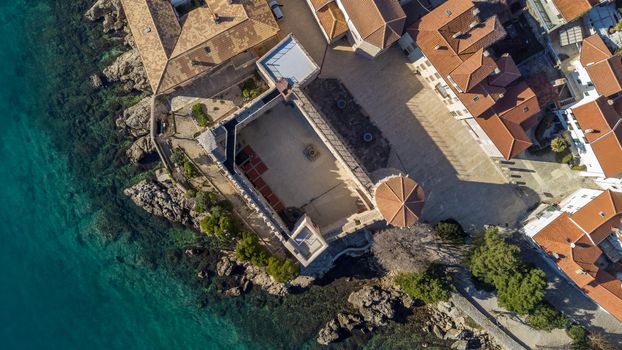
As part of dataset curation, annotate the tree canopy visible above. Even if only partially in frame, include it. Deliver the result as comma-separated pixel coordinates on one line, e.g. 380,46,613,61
467,227,547,315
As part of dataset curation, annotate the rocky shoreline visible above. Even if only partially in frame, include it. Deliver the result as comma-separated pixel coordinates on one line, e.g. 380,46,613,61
85,1,502,348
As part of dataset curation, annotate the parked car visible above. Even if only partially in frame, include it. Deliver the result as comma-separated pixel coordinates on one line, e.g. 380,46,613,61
268,0,283,21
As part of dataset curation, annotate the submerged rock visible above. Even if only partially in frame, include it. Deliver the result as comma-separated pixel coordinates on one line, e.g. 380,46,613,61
123,180,192,226
85,0,126,33
90,74,103,89
103,49,150,92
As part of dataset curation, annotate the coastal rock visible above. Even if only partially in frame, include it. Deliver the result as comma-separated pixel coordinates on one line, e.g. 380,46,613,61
347,285,399,327
116,96,151,138
85,0,126,33
316,319,341,345
103,49,150,92
336,313,364,332
216,253,289,296
244,264,288,297
123,180,192,225
451,339,469,350
126,135,154,163
216,255,236,277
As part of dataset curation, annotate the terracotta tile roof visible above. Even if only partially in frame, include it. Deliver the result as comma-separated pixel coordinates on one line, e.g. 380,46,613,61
586,57,622,97
408,0,540,159
580,34,612,67
374,175,424,227
339,0,406,49
311,0,348,41
533,190,622,321
121,0,279,93
579,34,622,97
475,112,532,159
491,81,541,125
449,48,498,92
571,97,622,177
489,54,521,87
553,0,597,21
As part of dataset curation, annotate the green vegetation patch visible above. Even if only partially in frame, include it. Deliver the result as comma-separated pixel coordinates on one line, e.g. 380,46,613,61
394,264,452,304
467,227,546,315
192,103,210,127
433,219,466,243
526,303,568,331
235,232,299,282
241,79,259,100
199,205,234,241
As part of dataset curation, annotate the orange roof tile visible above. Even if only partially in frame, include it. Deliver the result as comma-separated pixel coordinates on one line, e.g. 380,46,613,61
580,34,612,67
586,57,622,97
312,1,348,41
489,54,521,87
374,175,425,227
121,0,279,94
449,48,498,92
475,111,532,159
339,0,406,49
533,190,622,321
571,97,622,177
491,81,541,126
408,0,540,159
553,0,597,21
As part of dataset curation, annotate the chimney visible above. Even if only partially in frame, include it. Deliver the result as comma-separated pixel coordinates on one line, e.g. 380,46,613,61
585,128,595,134
570,242,576,248
452,31,463,39
213,12,221,23
600,211,606,218
608,99,614,105
434,45,442,50
576,268,586,275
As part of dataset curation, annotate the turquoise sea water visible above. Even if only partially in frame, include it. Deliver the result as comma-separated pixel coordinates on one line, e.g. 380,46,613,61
0,1,445,349
0,1,255,349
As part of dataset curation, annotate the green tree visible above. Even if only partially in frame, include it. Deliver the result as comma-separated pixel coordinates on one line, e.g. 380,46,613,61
192,103,210,127
241,79,259,100
194,191,218,213
183,159,196,178
171,147,185,166
551,137,568,153
434,220,466,243
265,256,300,283
467,227,522,287
199,206,235,241
497,268,546,315
568,325,590,350
235,232,269,266
395,268,452,304
527,303,568,331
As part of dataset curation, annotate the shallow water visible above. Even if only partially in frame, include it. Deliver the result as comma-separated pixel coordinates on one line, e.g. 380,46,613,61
0,1,446,349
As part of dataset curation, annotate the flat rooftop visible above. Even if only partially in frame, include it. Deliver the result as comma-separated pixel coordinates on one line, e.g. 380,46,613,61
258,35,318,85
236,101,365,231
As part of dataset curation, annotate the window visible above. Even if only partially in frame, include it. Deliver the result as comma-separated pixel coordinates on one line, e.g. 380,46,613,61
434,73,441,79
456,110,463,116
472,96,479,102
450,111,457,116
425,60,431,67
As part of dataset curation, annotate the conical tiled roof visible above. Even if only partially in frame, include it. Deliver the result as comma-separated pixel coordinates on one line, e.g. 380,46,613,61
374,176,425,227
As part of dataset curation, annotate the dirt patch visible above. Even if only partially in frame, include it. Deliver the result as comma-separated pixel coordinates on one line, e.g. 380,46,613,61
304,78,391,172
